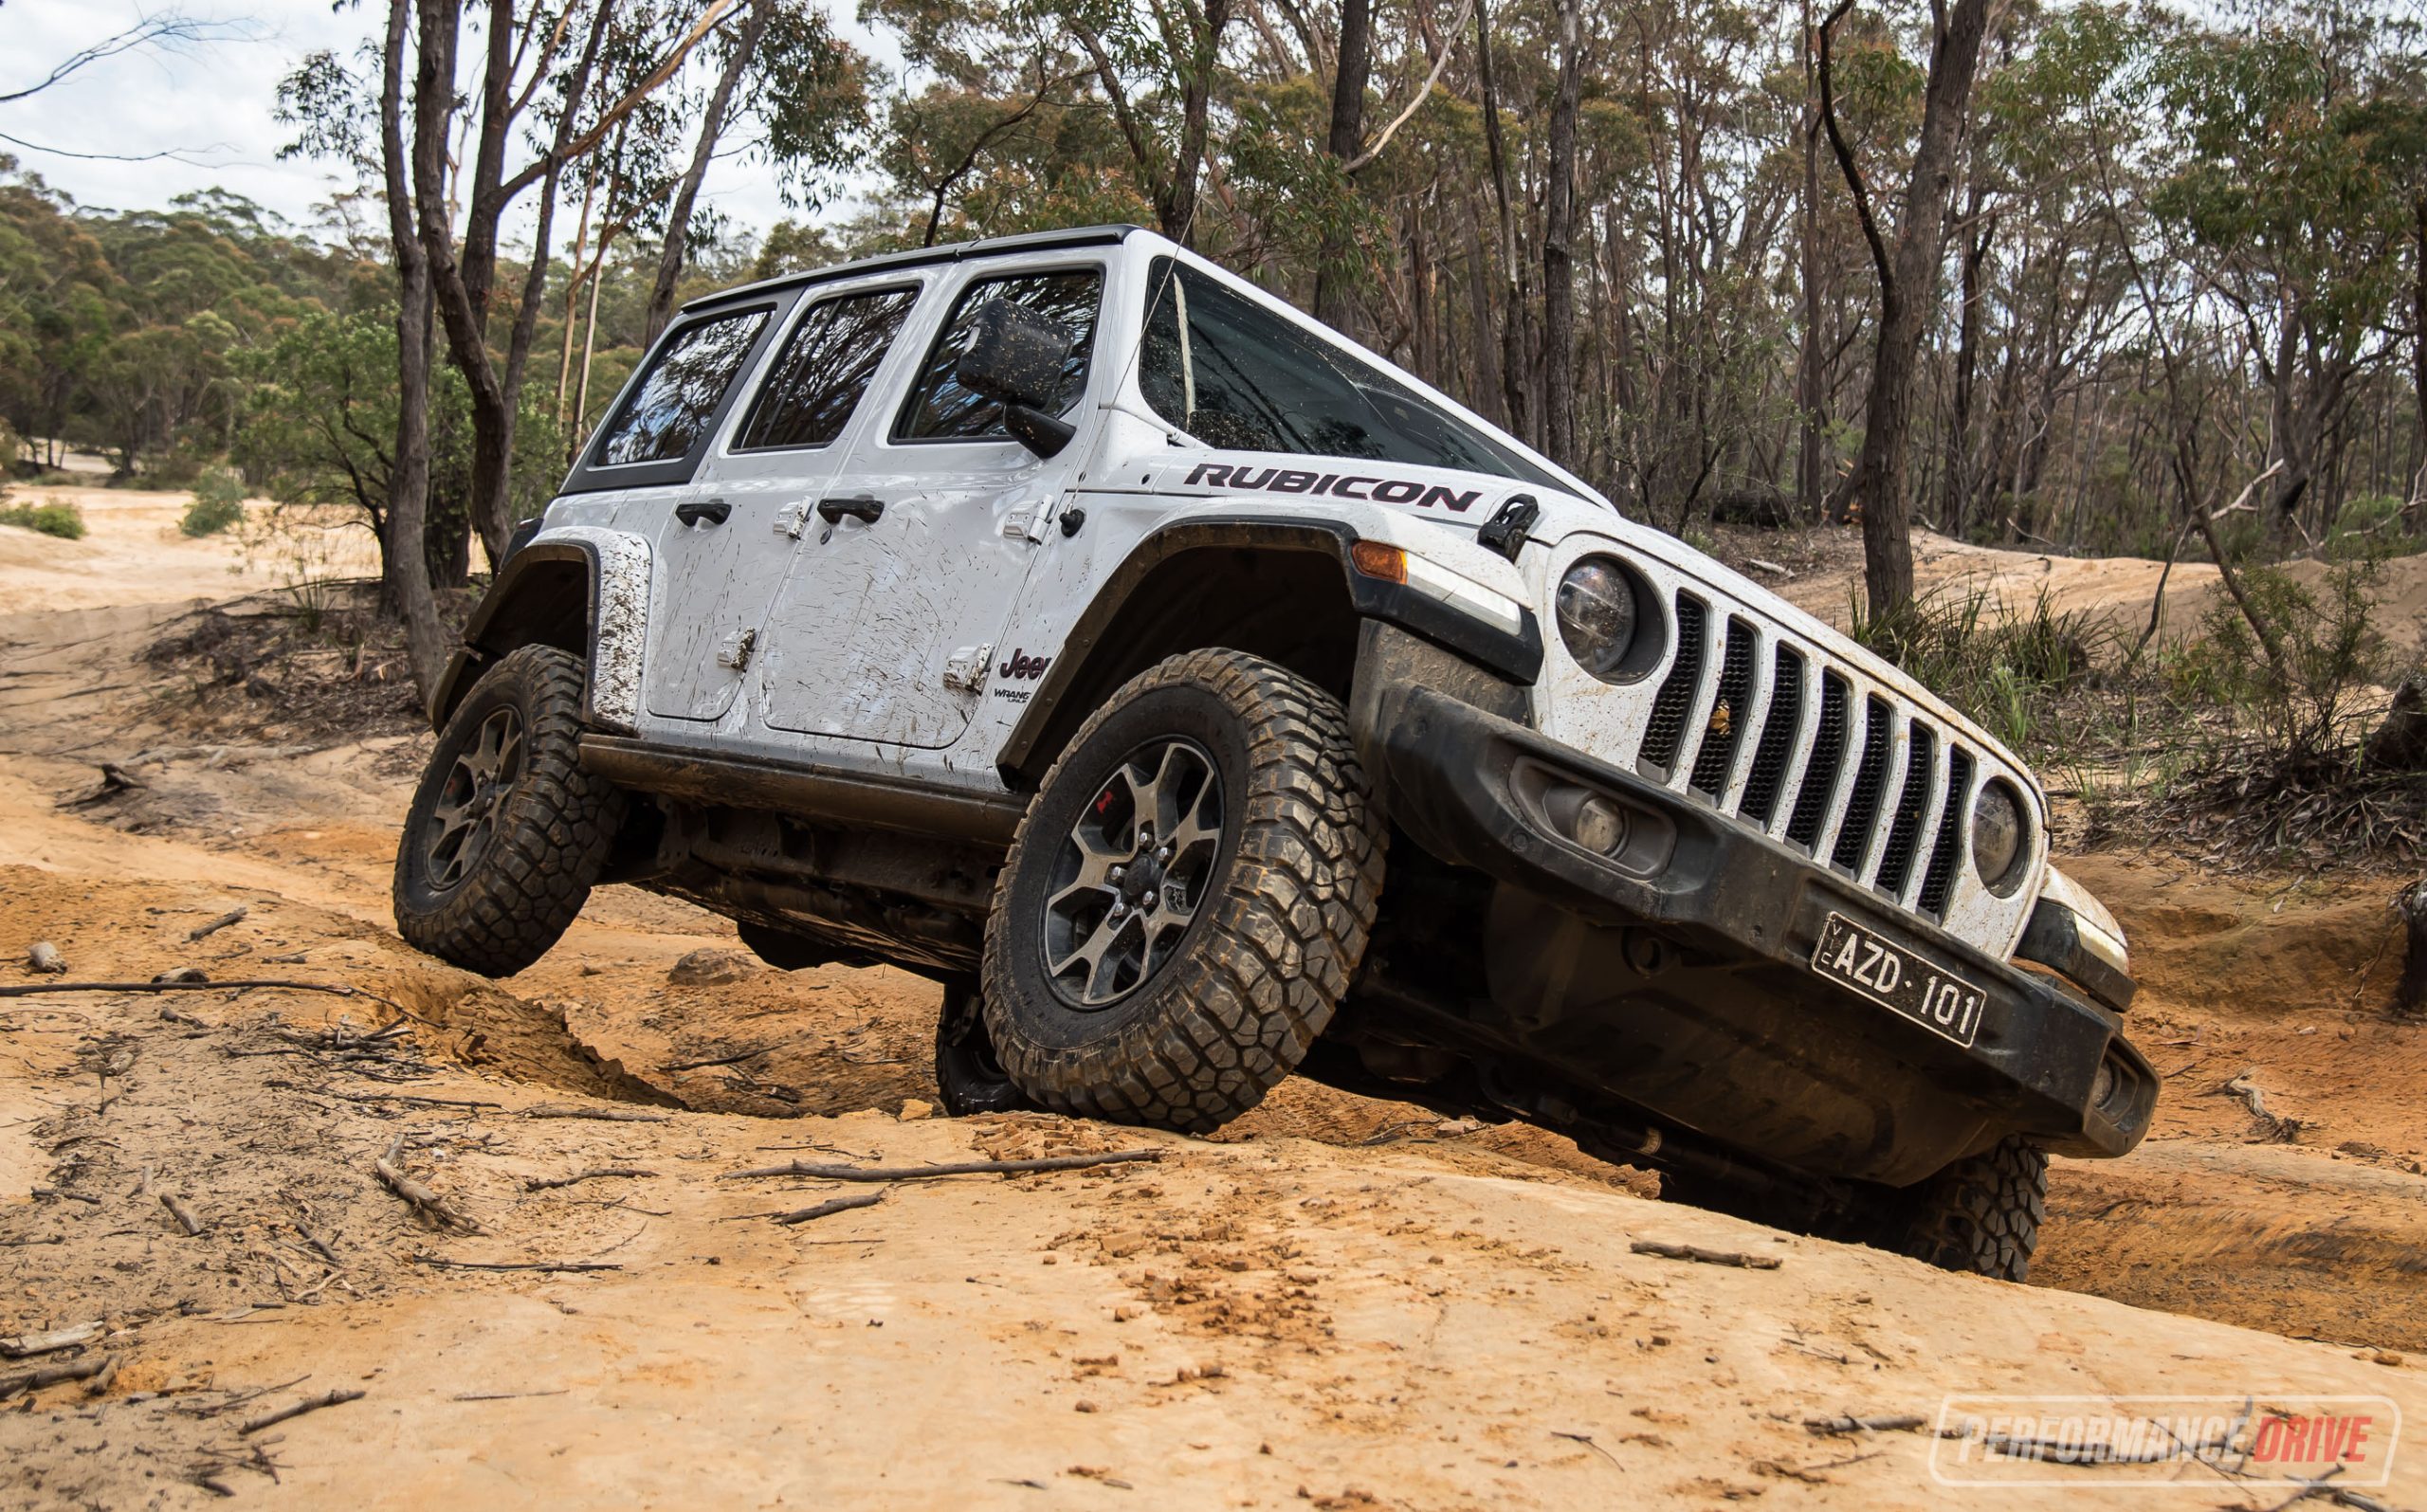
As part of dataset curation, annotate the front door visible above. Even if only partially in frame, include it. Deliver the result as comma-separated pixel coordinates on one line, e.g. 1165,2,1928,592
643,281,923,721
757,260,1106,748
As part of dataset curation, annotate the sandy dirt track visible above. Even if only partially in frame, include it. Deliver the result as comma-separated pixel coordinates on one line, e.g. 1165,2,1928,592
2,502,2424,1508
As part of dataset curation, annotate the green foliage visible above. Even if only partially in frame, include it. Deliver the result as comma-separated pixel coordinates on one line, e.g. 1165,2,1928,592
2171,560,2386,764
180,469,246,537
0,500,87,539
1851,583,2104,755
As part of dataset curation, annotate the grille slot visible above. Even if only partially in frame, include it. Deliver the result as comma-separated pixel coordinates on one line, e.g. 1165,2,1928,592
1637,594,1706,774
1688,618,1758,797
1785,673,1850,849
1917,749,1973,917
1830,697,1894,872
1738,647,1805,827
1876,724,1936,896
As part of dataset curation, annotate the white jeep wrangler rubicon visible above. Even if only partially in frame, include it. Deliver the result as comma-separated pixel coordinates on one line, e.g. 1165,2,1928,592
396,224,2152,1280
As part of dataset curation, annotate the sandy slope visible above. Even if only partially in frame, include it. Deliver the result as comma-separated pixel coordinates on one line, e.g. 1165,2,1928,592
3,501,2424,1508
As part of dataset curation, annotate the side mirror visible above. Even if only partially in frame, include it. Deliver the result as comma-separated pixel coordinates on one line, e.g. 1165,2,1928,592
955,300,1078,459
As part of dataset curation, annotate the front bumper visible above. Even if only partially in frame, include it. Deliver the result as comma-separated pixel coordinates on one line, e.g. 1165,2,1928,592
1358,679,2156,1187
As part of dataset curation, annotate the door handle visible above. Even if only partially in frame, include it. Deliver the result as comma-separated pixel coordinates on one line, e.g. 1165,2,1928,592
816,494,885,525
675,498,731,528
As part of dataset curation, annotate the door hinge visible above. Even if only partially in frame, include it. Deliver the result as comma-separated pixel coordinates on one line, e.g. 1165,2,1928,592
942,643,994,693
774,501,809,539
716,627,758,672
1000,509,1049,544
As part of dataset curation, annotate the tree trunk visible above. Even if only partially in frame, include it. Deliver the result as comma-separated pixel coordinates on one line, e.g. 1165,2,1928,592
1311,0,1372,332
382,0,447,700
2397,878,2427,1017
1540,0,1581,469
2412,192,2426,519
1474,0,1530,446
1797,0,1826,522
1160,0,1232,242
1941,200,1991,539
643,0,772,346
1822,0,1995,622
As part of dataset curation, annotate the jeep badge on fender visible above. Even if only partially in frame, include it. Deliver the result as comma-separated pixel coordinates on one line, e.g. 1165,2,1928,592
399,223,2151,1286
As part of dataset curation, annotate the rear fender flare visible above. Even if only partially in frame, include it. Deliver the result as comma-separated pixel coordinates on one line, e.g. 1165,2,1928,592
429,526,651,734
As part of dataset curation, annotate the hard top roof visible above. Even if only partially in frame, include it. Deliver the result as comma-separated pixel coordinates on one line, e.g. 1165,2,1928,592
678,224,1148,315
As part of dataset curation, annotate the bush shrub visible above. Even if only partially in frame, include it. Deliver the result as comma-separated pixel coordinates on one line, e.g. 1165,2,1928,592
181,469,246,537
0,501,88,539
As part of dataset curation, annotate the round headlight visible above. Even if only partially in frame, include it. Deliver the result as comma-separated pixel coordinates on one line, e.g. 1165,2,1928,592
1970,778,2028,894
1556,557,1641,681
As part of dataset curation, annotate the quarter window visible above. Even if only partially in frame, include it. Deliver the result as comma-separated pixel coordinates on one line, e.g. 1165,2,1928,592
897,269,1103,441
1140,259,1559,488
735,286,918,451
592,307,768,466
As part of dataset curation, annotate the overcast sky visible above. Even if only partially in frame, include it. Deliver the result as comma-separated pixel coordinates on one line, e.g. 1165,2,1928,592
0,0,893,245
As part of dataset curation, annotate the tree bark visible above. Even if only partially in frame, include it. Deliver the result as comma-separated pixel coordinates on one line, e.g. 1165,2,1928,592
1162,0,1233,242
1540,0,1581,468
1821,0,1995,621
1797,0,1826,522
382,0,446,699
1311,0,1372,331
643,0,773,346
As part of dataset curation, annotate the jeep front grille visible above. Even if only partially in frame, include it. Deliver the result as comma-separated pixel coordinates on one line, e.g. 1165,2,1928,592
1634,591,1985,920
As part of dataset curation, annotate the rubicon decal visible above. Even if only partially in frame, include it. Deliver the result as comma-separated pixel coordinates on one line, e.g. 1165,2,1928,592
1183,463,1482,513
997,647,1053,681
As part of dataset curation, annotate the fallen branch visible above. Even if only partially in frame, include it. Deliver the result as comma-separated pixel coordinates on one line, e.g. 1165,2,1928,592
725,1150,1165,1183
1805,1413,1929,1437
524,1167,655,1192
373,1135,480,1233
520,1104,673,1123
412,1254,623,1273
159,1188,208,1237
662,1040,797,1073
187,905,249,942
0,978,423,1022
1629,1239,1782,1270
774,1190,888,1227
239,1387,365,1435
0,1355,114,1399
1,1321,101,1358
2215,1070,2303,1142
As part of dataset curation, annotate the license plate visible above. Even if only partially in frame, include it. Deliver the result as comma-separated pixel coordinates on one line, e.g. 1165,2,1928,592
1812,912,1985,1047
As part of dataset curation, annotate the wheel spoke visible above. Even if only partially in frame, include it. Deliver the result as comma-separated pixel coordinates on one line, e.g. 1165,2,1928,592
1163,775,1222,867
1049,911,1133,1003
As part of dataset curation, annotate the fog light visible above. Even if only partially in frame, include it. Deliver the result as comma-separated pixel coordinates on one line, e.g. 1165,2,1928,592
1572,794,1630,855
2090,1061,2117,1111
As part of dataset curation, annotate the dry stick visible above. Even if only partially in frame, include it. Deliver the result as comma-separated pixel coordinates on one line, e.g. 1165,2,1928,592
1806,1413,1930,1437
524,1168,655,1192
1629,1239,1783,1270
0,1355,114,1399
661,1040,793,1073
159,1188,207,1237
82,1354,121,1397
373,1135,481,1233
186,906,249,942
725,1150,1166,1183
239,1387,365,1436
521,1104,673,1123
0,978,427,1023
413,1254,623,1273
774,1190,888,1227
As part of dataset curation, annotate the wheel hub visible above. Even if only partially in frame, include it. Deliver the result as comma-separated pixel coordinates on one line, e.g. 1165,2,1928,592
1039,738,1224,1009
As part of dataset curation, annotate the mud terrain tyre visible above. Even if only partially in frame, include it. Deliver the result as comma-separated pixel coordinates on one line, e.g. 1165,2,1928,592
1866,1136,2048,1282
980,649,1384,1134
933,980,1029,1116
393,646,625,977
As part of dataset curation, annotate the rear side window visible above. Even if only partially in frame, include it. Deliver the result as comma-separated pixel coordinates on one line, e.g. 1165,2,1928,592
592,308,768,467
1139,259,1558,487
735,286,918,451
897,268,1102,441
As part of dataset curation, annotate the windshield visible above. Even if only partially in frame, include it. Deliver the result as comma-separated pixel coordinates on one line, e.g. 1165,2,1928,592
1139,257,1561,491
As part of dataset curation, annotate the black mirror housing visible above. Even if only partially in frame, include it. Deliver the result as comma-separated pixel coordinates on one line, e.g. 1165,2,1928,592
955,300,1072,412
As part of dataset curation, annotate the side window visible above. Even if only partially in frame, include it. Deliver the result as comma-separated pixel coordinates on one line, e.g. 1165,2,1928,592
896,268,1103,441
734,286,918,452
1140,259,1559,488
592,307,768,467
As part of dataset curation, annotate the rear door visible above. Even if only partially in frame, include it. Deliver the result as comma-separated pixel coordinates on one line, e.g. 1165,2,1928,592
644,280,923,721
563,299,783,722
755,259,1107,747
